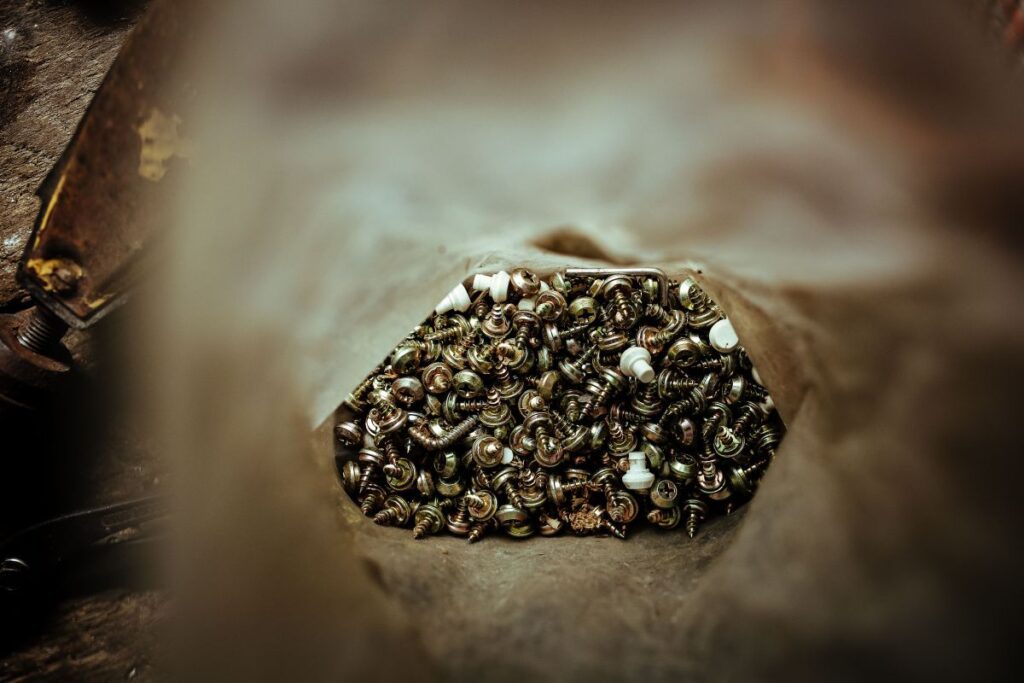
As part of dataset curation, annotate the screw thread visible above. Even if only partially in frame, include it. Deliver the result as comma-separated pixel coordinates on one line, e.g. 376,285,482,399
583,382,613,420
347,374,377,407
549,411,573,435
457,399,490,411
493,364,514,389
686,509,701,538
502,482,525,509
424,326,463,343
457,333,476,354
601,518,627,539
373,508,399,526
451,498,469,524
569,345,597,373
565,396,582,423
360,491,382,516
467,523,487,543
652,325,679,348
358,465,379,495
611,290,635,328
670,376,698,392
475,470,493,490
644,303,674,326
560,322,592,339
16,307,68,355
638,383,659,404
412,518,430,539
745,383,767,399
614,405,642,423
408,416,478,450
370,391,401,423
380,437,401,463
659,400,688,429
733,410,755,436
607,419,626,444
515,325,532,349
703,412,722,440
564,481,588,497
682,282,709,310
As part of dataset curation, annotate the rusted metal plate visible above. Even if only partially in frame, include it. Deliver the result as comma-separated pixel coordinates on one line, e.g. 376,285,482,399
18,0,192,329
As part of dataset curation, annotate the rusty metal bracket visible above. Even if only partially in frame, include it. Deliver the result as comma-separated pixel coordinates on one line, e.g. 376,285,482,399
17,0,193,330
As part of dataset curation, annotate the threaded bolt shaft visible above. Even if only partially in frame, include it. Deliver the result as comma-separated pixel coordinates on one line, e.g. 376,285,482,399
16,307,68,355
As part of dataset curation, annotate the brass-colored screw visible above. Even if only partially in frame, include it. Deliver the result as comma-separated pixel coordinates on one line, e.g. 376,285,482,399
373,496,414,527
334,267,785,542
412,501,447,539
682,498,709,538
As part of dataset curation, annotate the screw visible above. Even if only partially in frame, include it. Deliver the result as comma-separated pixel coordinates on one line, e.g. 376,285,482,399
467,520,494,544
334,268,784,541
491,467,526,509
682,498,709,538
600,275,638,329
373,496,414,527
647,506,682,529
412,500,448,539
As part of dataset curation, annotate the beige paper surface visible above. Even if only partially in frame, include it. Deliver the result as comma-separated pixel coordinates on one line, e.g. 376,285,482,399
149,2,1024,680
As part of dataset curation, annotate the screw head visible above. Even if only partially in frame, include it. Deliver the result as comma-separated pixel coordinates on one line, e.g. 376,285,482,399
568,296,598,325
391,377,425,405
453,370,485,398
471,436,506,468
650,479,679,509
334,421,363,448
421,362,453,394
391,344,422,374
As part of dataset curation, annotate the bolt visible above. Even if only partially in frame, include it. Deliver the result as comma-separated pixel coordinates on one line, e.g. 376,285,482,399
16,307,68,356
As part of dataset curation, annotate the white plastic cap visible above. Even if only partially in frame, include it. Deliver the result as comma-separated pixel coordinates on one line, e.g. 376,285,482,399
619,346,655,383
435,283,472,314
518,297,536,311
709,318,739,353
472,273,491,292
471,271,511,302
501,447,515,465
622,451,655,490
489,271,511,302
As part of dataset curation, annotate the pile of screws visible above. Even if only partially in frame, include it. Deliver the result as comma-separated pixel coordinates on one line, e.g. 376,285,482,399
334,267,783,542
